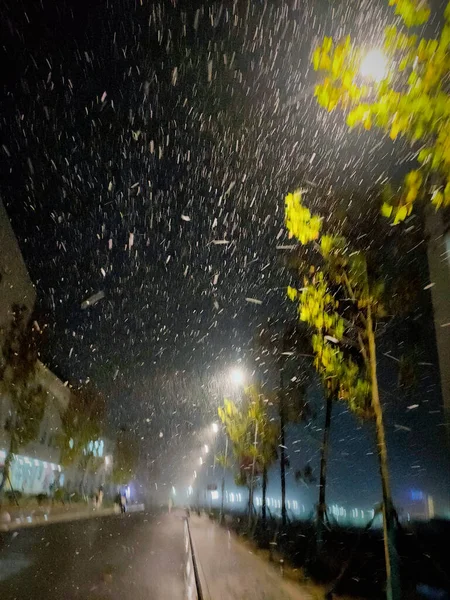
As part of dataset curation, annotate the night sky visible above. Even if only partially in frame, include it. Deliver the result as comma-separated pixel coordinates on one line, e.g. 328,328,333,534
1,0,449,511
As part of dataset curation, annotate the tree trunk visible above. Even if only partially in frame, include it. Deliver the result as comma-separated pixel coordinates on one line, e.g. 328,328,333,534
367,311,400,600
279,366,287,527
262,465,267,524
0,452,12,493
0,434,17,496
81,455,93,498
248,421,258,530
279,405,287,527
317,392,333,552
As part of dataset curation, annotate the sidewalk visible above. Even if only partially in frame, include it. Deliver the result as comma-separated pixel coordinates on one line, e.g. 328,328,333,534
188,515,313,600
0,502,144,532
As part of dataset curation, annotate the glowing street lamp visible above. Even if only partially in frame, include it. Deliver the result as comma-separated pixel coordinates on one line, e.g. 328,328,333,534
230,367,245,386
360,49,388,82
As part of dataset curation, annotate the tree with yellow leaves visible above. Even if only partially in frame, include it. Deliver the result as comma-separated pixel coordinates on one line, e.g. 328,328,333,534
218,385,279,528
312,0,450,224
285,190,400,600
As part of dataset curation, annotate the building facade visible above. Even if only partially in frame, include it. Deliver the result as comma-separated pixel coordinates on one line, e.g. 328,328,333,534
0,361,70,494
1,198,113,498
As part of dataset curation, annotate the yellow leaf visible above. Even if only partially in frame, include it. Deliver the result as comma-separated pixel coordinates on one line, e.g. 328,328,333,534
381,202,393,218
287,286,298,302
393,205,408,224
312,48,321,71
390,123,400,140
432,190,444,208
405,187,418,205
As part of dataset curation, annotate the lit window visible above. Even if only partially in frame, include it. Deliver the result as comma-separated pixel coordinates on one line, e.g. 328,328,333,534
211,490,219,500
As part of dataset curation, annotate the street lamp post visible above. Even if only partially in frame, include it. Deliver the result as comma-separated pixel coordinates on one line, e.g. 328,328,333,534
247,419,258,530
219,434,228,523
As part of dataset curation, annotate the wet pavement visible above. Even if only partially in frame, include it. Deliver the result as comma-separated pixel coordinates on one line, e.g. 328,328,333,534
0,510,186,600
189,515,312,600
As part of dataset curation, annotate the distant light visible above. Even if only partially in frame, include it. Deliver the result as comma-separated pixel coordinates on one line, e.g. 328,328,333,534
199,457,203,465
210,490,219,500
411,489,424,501
188,485,193,496
172,486,176,496
360,49,387,82
230,367,245,385
194,470,197,478
212,423,219,434
204,444,209,454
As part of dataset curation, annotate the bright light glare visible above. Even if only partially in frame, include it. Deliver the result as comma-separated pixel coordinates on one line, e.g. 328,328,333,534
360,49,387,82
230,367,245,385
211,490,219,500
204,444,209,454
199,457,203,465
212,422,219,433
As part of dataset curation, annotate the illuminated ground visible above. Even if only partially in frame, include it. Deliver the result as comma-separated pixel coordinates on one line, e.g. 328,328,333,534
0,511,185,600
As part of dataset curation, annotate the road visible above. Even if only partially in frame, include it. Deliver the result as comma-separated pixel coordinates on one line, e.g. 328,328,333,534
0,510,186,600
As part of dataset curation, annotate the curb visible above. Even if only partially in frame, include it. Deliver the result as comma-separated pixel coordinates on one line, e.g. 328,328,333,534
0,503,145,532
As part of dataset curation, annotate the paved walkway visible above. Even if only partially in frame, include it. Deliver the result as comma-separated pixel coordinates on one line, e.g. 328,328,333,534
189,515,313,600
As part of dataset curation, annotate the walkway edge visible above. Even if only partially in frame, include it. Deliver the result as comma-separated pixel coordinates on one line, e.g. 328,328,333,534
186,517,212,600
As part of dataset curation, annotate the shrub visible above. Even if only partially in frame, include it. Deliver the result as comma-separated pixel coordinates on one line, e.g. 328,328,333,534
36,493,48,506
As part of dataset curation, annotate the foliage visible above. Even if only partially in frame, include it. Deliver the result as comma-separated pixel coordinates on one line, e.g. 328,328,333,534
312,0,450,222
111,428,139,485
0,305,46,491
285,191,385,417
59,384,106,470
218,385,279,487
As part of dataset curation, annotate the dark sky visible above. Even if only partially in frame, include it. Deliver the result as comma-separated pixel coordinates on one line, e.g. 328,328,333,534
1,0,449,511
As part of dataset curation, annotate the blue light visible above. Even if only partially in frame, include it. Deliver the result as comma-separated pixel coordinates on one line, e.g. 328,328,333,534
410,489,424,501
